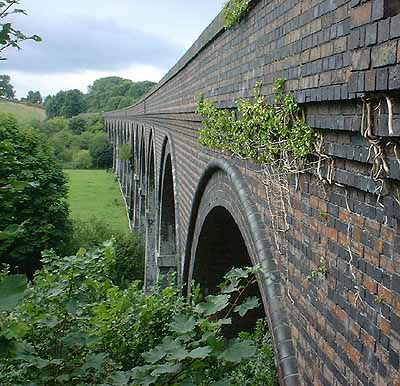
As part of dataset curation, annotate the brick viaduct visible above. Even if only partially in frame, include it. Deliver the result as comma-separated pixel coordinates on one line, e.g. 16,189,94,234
104,1,400,385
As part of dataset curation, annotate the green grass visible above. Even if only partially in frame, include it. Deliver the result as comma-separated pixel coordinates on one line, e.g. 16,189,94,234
65,169,130,233
0,99,46,126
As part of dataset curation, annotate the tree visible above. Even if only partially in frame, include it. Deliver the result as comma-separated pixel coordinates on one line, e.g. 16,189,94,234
0,0,41,60
0,74,14,99
44,89,87,118
85,77,155,112
72,149,92,169
68,115,87,134
89,132,113,169
0,113,71,278
23,90,42,104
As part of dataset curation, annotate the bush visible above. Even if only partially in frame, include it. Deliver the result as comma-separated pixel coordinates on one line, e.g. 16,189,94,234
89,132,113,169
72,149,92,169
66,217,144,287
0,113,71,278
69,116,87,135
0,242,277,386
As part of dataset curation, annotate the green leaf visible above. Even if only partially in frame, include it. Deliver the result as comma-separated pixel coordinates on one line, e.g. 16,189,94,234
187,346,212,359
151,363,182,376
218,340,256,363
234,296,260,317
81,352,108,371
196,294,230,316
169,314,197,334
3,321,29,339
0,274,27,311
142,345,167,364
108,371,132,386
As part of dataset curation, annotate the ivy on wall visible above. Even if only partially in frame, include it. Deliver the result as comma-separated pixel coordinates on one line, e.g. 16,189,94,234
223,0,250,29
197,80,319,170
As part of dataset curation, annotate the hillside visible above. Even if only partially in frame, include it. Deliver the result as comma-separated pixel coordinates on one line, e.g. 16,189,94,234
0,99,46,125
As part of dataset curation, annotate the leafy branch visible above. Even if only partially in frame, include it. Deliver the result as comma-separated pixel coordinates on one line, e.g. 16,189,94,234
0,0,41,60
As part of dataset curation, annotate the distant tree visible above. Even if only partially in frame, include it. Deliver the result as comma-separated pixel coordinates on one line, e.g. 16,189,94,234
41,116,68,136
23,90,42,104
85,77,155,112
68,115,87,135
72,149,92,169
44,89,87,118
0,74,15,99
0,0,41,60
89,132,113,169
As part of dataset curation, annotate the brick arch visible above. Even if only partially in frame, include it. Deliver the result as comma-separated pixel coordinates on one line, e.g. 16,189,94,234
183,157,299,386
157,135,180,277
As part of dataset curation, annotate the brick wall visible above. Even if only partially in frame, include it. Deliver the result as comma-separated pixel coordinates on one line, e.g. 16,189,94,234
105,0,400,385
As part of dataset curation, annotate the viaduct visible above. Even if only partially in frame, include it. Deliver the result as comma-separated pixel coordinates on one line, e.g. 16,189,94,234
105,1,400,385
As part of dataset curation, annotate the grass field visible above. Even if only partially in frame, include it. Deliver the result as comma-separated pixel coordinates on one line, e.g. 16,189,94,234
65,169,130,233
0,99,46,126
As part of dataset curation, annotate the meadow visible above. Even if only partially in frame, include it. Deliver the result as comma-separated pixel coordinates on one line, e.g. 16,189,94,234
0,99,46,125
65,169,130,233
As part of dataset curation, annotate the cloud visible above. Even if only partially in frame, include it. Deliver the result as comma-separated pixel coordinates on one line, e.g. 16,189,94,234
2,15,185,74
9,64,165,98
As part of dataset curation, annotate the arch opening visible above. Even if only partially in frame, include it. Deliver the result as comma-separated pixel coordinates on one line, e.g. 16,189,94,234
145,135,157,288
139,134,146,231
193,205,264,333
158,154,177,274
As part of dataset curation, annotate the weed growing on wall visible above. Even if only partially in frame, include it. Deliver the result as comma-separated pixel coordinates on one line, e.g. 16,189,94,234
223,0,250,29
197,80,333,294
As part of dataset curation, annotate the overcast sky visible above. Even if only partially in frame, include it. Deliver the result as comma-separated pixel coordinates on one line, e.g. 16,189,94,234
4,1,226,98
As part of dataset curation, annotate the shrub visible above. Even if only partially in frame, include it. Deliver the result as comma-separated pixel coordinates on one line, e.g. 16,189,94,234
0,242,277,386
72,149,92,169
0,113,71,278
89,132,113,169
66,217,144,287
69,115,87,135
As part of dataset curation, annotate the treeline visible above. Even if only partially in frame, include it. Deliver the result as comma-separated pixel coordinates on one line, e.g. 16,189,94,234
39,114,112,169
44,77,155,117
0,75,155,115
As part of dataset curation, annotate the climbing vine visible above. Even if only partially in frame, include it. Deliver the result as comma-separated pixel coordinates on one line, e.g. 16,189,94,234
197,80,333,299
223,0,250,29
198,80,318,167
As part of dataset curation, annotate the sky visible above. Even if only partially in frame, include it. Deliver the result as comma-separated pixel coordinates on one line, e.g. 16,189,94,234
4,1,226,98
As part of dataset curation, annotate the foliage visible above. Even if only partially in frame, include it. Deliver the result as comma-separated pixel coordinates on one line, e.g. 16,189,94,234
44,89,87,118
41,116,68,135
89,131,113,169
228,320,278,386
223,0,250,29
0,74,14,98
0,0,41,60
68,115,87,134
21,90,42,104
72,149,92,169
0,243,277,386
197,80,318,168
66,217,144,288
119,143,132,162
86,77,156,112
0,113,71,277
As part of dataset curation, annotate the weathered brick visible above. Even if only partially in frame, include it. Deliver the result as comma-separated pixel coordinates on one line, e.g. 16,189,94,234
389,65,400,89
352,48,371,70
371,41,398,67
352,2,372,27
